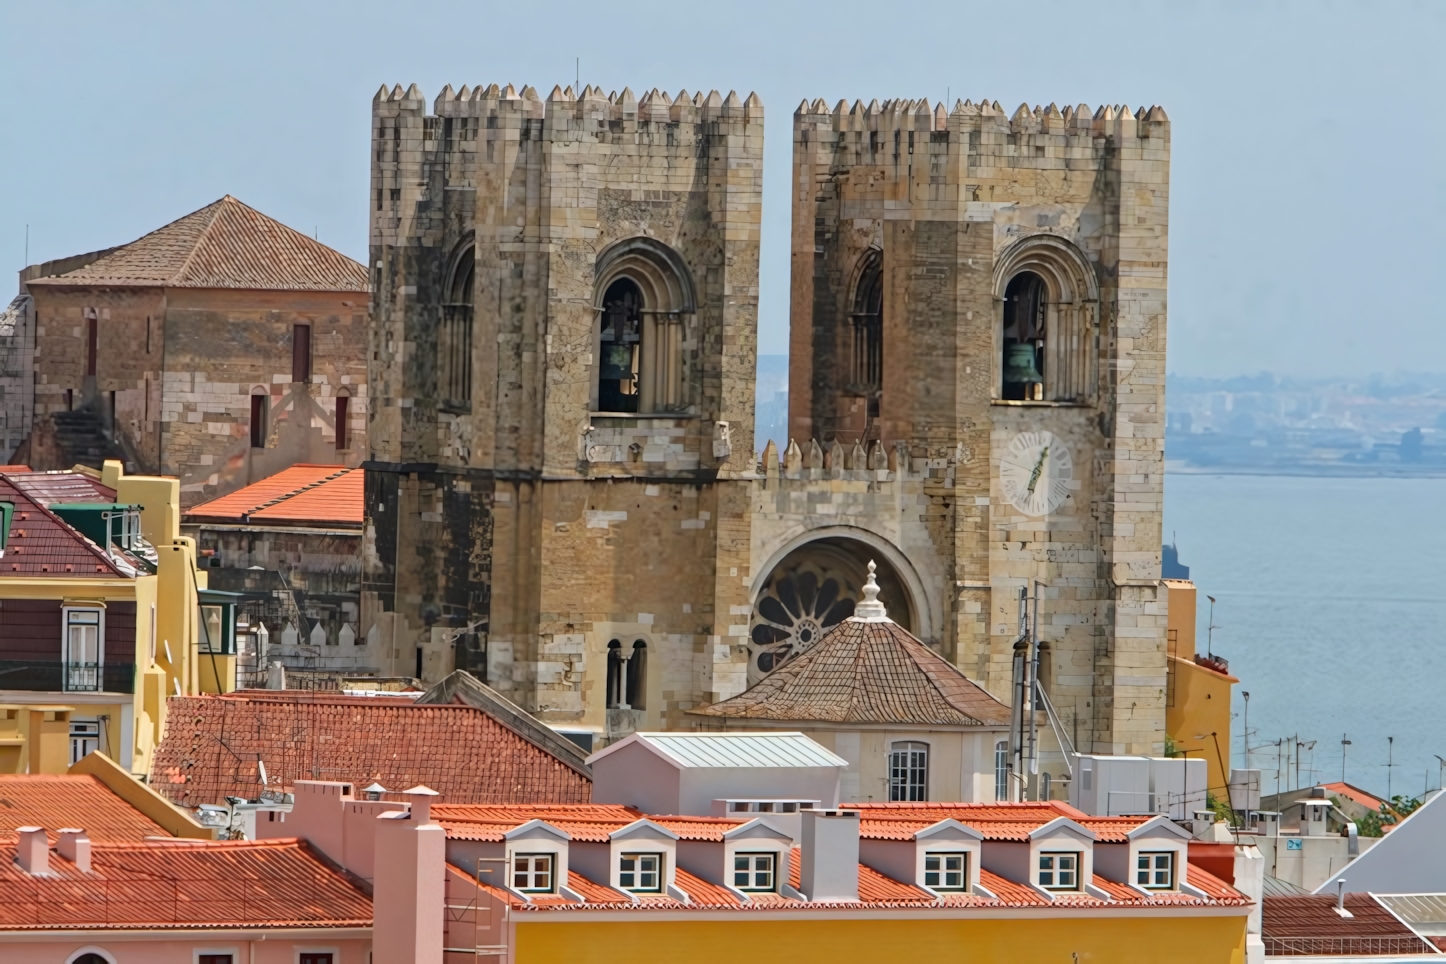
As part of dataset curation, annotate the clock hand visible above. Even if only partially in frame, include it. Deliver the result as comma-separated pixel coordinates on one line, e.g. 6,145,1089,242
1026,445,1050,496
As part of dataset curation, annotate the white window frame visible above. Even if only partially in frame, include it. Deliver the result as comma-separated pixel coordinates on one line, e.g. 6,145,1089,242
1136,850,1175,889
65,948,118,964
619,852,663,893
889,740,929,802
732,851,776,892
62,606,104,692
193,948,240,964
923,851,968,891
1038,851,1080,891
994,740,1009,801
512,852,555,893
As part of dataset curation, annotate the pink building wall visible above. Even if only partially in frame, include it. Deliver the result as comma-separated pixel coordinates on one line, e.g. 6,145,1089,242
0,935,371,963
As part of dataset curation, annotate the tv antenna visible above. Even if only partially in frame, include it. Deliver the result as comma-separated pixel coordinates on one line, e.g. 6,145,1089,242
1206,596,1220,659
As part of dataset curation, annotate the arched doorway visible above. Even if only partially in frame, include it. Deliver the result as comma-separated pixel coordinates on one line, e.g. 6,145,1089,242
747,537,914,684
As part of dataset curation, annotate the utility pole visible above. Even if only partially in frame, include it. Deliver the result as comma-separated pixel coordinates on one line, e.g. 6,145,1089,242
1206,596,1219,659
1242,691,1250,770
1387,737,1394,801
1341,734,1351,784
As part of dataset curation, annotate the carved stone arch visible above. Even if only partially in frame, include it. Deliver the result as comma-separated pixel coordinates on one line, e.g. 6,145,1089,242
444,231,477,306
992,234,1099,403
746,525,936,684
439,232,476,409
846,247,884,405
593,237,696,414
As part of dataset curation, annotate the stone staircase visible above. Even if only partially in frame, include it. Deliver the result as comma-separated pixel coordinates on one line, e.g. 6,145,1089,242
47,408,128,470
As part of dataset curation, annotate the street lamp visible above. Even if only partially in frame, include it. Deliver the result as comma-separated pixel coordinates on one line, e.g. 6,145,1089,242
1341,734,1352,783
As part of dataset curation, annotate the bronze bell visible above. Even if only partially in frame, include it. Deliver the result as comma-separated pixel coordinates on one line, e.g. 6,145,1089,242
1003,342,1043,387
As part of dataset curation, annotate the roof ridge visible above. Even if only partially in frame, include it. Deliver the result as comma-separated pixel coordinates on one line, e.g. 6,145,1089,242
169,196,232,285
0,476,125,577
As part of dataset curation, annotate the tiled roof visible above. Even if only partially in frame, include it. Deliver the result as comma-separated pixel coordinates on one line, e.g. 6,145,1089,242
184,464,361,527
0,476,129,577
1263,894,1436,956
0,775,166,841
2,470,115,505
851,801,1116,842
150,694,592,808
690,616,1011,726
1319,781,1387,813
26,196,369,292
0,838,371,931
417,671,594,775
436,804,1248,911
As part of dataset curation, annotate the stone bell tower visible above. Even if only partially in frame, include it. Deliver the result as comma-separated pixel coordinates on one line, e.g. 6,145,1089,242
364,82,763,730
783,97,1171,756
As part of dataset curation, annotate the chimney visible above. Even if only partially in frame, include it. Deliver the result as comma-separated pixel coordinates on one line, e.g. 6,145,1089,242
799,809,859,901
56,829,91,873
374,786,445,964
266,661,286,689
15,826,48,874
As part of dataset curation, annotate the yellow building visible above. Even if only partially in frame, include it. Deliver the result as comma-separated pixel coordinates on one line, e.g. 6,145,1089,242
0,460,233,778
1164,579,1238,797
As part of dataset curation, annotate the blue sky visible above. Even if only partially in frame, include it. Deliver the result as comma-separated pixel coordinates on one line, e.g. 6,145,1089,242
2,0,1441,376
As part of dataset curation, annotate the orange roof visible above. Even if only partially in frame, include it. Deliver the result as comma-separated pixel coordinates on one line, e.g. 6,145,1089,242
150,694,591,808
692,616,1011,727
1319,782,1387,812
0,465,31,472
183,464,361,526
25,196,369,292
0,775,167,841
0,837,371,930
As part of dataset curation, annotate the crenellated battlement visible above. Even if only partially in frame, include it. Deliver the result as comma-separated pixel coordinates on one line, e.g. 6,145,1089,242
372,81,762,128
793,97,1167,140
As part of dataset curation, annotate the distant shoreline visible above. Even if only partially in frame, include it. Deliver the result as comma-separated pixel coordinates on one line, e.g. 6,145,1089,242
1166,462,1446,479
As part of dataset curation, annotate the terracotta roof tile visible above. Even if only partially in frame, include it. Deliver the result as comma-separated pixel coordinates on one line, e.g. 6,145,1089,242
0,476,128,577
0,837,370,930
1263,893,1434,956
27,197,369,292
0,775,167,841
691,616,1010,726
184,464,360,526
150,694,592,808
0,470,114,506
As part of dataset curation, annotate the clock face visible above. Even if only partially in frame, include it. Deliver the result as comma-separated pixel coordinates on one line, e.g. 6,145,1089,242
999,430,1074,517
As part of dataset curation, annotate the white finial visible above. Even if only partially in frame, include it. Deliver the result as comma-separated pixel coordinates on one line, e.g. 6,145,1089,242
854,560,889,621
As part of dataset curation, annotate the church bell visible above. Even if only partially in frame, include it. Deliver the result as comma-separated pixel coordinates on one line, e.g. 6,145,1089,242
1003,342,1043,387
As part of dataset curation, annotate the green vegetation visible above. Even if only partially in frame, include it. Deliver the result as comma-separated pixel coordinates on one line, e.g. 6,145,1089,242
1354,795,1421,838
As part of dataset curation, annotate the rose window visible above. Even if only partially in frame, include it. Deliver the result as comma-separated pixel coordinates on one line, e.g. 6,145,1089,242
748,566,856,683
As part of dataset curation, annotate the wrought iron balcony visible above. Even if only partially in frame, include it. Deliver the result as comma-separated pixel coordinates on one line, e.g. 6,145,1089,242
0,660,135,694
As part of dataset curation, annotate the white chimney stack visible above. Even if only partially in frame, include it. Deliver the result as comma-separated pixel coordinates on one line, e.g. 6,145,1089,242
56,829,91,873
799,809,859,902
15,826,48,874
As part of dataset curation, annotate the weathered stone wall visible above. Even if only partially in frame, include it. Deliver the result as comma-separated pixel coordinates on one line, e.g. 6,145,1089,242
789,98,1170,756
365,82,764,731
25,285,366,502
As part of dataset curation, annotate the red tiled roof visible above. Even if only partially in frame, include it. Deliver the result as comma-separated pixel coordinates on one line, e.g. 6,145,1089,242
1263,894,1435,956
150,694,592,808
0,465,32,473
184,464,361,527
2,470,115,505
0,476,129,577
0,775,166,841
26,196,369,292
850,801,1126,842
1319,781,1387,813
692,616,1011,726
0,837,370,930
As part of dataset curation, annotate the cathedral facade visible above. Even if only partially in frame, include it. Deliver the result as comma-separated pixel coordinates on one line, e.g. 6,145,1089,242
362,82,1170,757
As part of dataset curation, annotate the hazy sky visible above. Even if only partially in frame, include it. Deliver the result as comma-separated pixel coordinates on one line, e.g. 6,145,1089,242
2,1,1441,377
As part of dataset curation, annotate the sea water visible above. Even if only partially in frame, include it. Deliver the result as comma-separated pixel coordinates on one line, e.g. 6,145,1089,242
1164,474,1446,801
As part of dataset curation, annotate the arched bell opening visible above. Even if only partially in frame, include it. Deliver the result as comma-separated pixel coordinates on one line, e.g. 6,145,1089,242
746,537,914,684
1001,271,1047,401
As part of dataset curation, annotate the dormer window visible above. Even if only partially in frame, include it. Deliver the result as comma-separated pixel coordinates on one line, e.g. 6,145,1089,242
733,852,776,892
619,852,663,892
923,852,967,891
1038,852,1079,891
513,853,555,893
1136,851,1175,889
